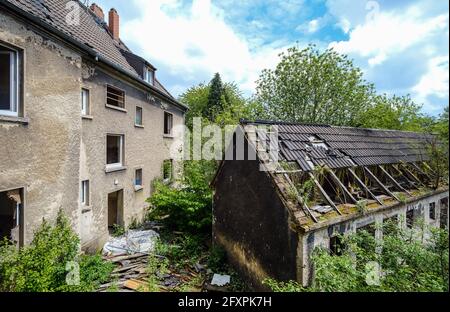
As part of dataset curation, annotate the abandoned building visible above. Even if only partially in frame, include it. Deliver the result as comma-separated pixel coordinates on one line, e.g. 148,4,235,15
212,120,449,288
0,1,186,249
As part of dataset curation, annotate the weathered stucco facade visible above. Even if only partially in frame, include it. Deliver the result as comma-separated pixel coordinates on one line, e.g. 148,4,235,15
0,4,186,250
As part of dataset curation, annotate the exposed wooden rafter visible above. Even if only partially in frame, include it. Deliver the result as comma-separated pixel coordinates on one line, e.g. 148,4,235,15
378,165,412,196
392,165,419,189
363,167,401,202
328,169,357,204
398,163,426,187
308,172,342,215
348,168,384,205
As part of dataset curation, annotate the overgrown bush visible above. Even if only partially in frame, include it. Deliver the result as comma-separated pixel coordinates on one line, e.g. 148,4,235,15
0,210,113,292
147,160,216,233
265,220,449,292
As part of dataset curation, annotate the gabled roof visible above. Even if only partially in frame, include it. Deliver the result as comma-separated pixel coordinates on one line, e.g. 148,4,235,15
242,120,435,171
2,0,186,110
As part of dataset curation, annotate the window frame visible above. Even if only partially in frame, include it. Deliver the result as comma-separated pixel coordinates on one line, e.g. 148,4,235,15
105,84,126,110
135,168,143,188
143,66,154,85
81,180,90,206
106,134,124,169
81,88,90,116
162,159,173,183
164,111,173,136
429,202,436,221
0,44,19,117
135,106,143,126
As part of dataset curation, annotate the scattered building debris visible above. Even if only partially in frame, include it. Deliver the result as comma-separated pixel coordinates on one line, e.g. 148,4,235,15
211,274,231,286
102,230,159,256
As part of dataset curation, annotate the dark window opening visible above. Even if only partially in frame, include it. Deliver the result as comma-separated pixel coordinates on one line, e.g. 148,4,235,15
106,85,125,108
329,235,345,256
106,135,123,166
440,197,448,229
429,202,436,221
406,209,414,228
0,188,23,247
163,159,173,182
108,190,123,232
357,223,376,236
164,112,173,135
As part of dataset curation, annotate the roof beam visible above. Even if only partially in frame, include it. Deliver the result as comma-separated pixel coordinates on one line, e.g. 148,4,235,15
399,163,427,188
327,169,358,204
282,173,319,223
363,167,400,202
348,168,383,205
378,165,413,196
410,162,433,182
421,161,437,177
308,172,342,215
392,165,419,190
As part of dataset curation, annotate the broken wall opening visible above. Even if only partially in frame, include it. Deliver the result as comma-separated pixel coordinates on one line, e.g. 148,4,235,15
108,189,124,232
0,188,23,246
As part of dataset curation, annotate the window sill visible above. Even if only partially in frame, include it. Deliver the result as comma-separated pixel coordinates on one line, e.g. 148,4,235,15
82,115,93,120
105,104,127,113
82,208,91,213
163,134,174,139
135,124,144,128
0,115,29,125
134,185,143,192
105,165,127,173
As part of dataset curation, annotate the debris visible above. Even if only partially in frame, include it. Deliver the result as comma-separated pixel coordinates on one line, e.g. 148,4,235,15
102,229,159,256
194,262,205,273
211,274,230,287
123,279,149,291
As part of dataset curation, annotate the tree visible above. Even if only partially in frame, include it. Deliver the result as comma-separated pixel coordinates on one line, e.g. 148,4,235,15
204,73,225,122
255,44,375,126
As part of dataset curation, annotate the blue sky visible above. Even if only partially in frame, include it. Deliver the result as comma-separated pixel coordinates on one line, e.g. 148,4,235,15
94,0,449,116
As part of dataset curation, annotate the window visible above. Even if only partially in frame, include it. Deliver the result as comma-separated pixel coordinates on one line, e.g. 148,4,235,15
163,159,173,182
440,197,448,229
81,180,89,206
135,106,143,126
106,85,125,108
106,135,124,167
383,215,398,236
429,202,436,221
164,112,173,135
135,169,143,187
0,44,19,116
406,209,414,228
81,88,90,115
329,235,344,256
143,67,154,85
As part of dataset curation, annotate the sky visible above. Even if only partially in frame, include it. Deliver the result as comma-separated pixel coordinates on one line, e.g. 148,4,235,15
93,0,449,116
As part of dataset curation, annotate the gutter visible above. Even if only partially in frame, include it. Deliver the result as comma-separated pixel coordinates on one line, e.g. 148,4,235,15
0,1,188,112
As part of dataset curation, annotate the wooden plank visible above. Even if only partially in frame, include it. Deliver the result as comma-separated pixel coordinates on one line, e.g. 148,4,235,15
378,165,412,196
399,163,426,187
308,172,342,215
392,165,418,189
123,279,149,292
348,168,383,205
363,167,400,202
328,169,357,204
411,162,433,182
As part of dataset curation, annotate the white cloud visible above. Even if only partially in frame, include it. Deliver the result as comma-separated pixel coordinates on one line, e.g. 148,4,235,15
329,7,449,67
121,0,286,95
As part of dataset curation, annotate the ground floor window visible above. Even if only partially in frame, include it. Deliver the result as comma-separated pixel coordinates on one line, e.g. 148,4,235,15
0,188,23,246
81,180,89,206
429,202,436,221
163,159,173,183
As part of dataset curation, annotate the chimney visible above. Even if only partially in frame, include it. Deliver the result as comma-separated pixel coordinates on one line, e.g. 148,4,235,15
89,3,104,21
108,8,120,41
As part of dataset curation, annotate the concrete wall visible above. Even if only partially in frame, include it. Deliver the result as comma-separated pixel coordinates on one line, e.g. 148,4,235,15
0,10,185,250
299,190,449,286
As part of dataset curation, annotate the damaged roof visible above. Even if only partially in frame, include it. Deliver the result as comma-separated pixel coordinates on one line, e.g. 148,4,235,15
2,0,186,109
242,120,435,171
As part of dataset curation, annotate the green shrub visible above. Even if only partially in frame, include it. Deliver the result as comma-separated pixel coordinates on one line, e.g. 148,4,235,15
0,210,113,292
147,160,215,233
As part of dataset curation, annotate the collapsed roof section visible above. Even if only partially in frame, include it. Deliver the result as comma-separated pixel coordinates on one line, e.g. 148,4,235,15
240,120,447,230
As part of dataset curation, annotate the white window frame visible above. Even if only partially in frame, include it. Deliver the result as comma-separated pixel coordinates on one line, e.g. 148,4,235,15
81,180,89,206
0,46,19,117
81,88,90,116
143,66,154,85
135,106,143,126
106,134,124,169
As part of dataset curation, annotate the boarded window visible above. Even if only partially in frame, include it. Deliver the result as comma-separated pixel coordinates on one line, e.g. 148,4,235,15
106,135,123,166
164,112,173,135
106,85,125,108
135,106,143,126
429,202,436,221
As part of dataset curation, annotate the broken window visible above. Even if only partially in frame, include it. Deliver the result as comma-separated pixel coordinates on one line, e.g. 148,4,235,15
135,106,143,126
163,159,173,182
106,85,125,108
135,168,143,188
164,112,173,135
0,43,19,116
81,88,90,115
440,197,448,229
429,202,436,221
406,209,414,228
106,134,124,167
357,223,376,236
329,235,345,256
81,180,89,206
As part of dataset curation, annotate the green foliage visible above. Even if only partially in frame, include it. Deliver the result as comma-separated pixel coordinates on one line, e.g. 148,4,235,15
207,245,227,272
0,210,113,292
146,251,170,292
356,200,368,215
147,160,215,233
255,44,374,126
263,278,307,292
111,224,125,237
205,73,225,122
265,221,449,292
